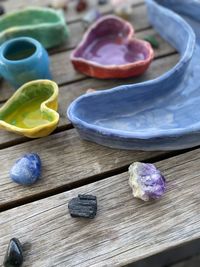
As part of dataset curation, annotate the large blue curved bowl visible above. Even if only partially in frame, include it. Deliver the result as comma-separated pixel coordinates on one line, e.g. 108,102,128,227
68,0,200,151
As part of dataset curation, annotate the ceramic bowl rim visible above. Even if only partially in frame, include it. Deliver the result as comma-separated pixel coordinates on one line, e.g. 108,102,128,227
0,37,42,64
67,0,196,140
0,79,59,135
71,15,154,69
0,7,66,29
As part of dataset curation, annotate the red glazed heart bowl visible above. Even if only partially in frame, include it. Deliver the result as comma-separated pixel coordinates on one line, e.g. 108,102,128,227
71,15,154,79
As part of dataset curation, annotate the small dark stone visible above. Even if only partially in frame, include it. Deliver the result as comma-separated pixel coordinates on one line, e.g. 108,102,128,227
4,238,23,267
98,0,107,5
0,5,5,15
143,35,159,49
78,194,96,200
68,194,97,219
76,0,88,12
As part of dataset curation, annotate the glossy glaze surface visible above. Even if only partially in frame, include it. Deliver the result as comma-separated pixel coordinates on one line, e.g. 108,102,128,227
71,15,154,78
68,0,200,150
0,37,51,89
0,80,59,138
5,97,51,129
0,7,68,48
81,36,146,65
3,238,23,267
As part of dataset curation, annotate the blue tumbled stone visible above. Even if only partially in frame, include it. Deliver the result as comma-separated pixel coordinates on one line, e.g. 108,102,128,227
10,153,41,186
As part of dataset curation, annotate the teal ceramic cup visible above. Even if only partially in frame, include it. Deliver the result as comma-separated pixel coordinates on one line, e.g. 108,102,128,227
0,37,52,89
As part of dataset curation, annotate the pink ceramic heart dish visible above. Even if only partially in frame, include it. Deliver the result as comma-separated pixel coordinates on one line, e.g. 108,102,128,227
71,15,154,79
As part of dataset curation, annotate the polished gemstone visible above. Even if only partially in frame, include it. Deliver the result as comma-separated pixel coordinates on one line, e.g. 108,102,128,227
3,238,23,267
10,153,41,186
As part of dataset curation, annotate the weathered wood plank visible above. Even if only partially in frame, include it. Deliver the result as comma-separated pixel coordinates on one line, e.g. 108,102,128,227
0,53,179,147
0,127,167,209
0,149,200,266
49,20,86,53
3,0,144,23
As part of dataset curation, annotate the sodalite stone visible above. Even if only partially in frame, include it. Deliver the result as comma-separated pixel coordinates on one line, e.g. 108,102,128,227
4,238,23,267
10,153,41,186
128,162,166,201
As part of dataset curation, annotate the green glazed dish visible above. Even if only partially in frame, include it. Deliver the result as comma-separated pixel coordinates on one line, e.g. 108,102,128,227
0,80,59,138
0,7,69,49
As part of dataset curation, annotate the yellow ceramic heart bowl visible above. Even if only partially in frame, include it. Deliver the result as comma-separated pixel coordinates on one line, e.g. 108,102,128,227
0,80,59,138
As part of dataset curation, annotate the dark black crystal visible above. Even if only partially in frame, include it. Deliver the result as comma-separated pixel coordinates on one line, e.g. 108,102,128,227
4,238,23,267
98,0,107,5
68,194,97,219
0,5,5,15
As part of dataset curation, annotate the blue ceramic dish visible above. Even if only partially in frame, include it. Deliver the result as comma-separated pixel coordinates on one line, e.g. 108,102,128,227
0,37,51,89
68,0,200,151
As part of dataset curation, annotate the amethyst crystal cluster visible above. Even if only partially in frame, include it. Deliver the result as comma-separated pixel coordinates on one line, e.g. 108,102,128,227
128,162,166,201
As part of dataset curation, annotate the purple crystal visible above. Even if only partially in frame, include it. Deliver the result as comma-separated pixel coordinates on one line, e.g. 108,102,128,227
128,162,166,201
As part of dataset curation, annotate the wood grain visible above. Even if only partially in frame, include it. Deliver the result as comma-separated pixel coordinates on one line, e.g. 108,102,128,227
0,149,200,266
3,0,144,23
0,53,179,147
0,128,167,209
0,1,195,266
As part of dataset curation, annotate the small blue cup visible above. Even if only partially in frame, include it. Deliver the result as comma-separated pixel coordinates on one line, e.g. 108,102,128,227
0,37,52,89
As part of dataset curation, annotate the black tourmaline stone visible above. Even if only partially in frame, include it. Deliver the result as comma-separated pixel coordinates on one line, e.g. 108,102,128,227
4,238,23,267
98,0,107,5
0,6,5,15
68,194,97,219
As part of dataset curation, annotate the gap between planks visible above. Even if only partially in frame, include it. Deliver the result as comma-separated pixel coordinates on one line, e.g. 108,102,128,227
0,127,199,213
0,148,200,266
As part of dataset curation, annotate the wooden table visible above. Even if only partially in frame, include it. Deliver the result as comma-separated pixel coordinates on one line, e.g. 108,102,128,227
0,1,200,266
